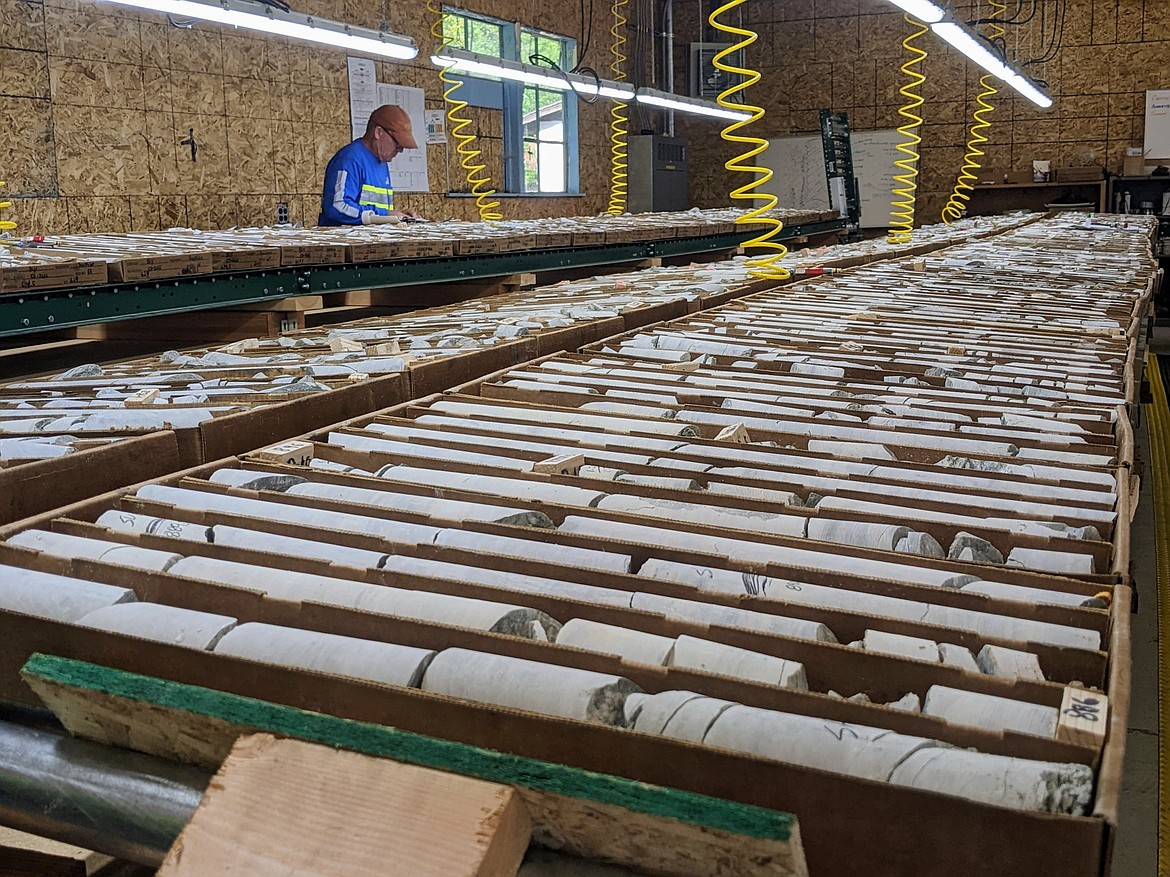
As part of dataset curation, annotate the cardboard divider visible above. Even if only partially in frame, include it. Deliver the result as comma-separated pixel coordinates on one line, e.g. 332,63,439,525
0,432,183,527
1092,583,1134,831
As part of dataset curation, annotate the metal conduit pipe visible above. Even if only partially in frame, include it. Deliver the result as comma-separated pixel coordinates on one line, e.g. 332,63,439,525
0,718,210,867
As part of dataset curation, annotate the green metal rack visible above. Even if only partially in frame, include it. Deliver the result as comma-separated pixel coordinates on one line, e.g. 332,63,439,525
0,219,844,337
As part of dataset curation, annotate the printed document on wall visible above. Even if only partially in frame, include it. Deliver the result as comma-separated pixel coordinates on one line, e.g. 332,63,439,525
346,57,431,193
379,83,429,192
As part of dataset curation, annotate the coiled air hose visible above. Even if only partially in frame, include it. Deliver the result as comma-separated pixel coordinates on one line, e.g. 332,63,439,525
429,0,503,222
0,181,14,234
607,0,629,215
941,0,1006,224
887,14,927,244
708,0,789,281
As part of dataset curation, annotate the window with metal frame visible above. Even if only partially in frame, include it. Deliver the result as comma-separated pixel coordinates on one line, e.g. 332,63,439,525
440,8,579,195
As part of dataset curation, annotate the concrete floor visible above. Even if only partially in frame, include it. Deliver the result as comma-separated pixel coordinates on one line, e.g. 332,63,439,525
1113,350,1162,875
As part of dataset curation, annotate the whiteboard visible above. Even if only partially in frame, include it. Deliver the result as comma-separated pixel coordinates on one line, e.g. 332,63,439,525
1144,89,1170,161
760,129,902,229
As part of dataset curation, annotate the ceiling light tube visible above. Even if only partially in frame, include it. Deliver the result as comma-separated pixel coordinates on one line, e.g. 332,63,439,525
433,48,636,100
885,0,944,23
930,21,1053,106
930,22,1014,78
635,88,752,122
1004,73,1054,108
96,0,417,59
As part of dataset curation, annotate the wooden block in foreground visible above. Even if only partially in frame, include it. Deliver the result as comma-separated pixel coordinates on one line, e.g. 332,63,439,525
21,654,807,877
158,734,531,877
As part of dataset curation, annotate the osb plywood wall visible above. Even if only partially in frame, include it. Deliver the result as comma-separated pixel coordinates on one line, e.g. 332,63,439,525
0,0,612,234
678,0,1170,221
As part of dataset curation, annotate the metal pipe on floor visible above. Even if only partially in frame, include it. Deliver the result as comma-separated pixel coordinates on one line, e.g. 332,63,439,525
0,718,209,867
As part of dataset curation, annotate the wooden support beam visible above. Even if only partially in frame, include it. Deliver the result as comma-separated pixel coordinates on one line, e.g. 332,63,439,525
75,311,283,342
231,296,324,313
500,272,537,289
157,734,533,877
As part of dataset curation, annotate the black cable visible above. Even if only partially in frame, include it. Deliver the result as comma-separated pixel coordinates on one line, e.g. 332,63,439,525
574,0,595,69
1025,0,1064,66
969,0,1038,27
528,52,602,103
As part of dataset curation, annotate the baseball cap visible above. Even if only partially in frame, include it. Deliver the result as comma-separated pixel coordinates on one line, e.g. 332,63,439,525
368,104,418,149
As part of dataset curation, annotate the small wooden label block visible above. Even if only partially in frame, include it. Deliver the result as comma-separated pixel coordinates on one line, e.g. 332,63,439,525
716,423,751,444
534,453,585,476
220,338,261,354
1056,687,1108,748
346,372,371,383
252,440,313,466
946,345,967,356
125,388,160,407
662,360,702,373
328,336,364,353
366,339,401,356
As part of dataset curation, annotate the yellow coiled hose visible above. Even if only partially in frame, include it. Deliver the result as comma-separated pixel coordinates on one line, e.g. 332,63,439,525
941,0,1006,224
429,0,502,222
0,181,14,234
607,0,629,215
708,0,789,281
887,14,927,245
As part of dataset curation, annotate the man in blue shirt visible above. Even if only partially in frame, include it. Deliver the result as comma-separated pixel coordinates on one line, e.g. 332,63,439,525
318,104,423,226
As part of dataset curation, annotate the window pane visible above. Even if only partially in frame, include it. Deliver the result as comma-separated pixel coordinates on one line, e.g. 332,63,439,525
538,87,559,110
442,15,465,48
538,96,563,142
539,119,563,143
538,35,561,63
538,142,565,192
468,20,501,56
520,31,535,62
522,86,540,139
523,141,540,192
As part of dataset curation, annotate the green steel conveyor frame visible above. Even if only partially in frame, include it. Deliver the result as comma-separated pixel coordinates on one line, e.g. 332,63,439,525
0,220,845,338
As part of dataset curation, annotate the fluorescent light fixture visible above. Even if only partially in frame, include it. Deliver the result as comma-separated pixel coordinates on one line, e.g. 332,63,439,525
1005,74,1054,108
916,17,1053,107
886,0,944,23
432,48,636,100
635,88,752,122
930,22,1013,78
97,0,417,59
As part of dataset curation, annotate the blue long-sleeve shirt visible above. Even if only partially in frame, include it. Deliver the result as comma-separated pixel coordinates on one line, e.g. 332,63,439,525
318,140,395,227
